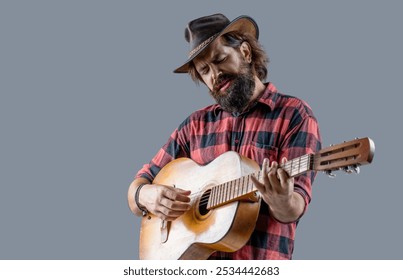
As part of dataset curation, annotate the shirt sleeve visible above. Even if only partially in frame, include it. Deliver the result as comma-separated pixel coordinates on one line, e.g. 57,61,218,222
279,106,322,217
135,118,190,182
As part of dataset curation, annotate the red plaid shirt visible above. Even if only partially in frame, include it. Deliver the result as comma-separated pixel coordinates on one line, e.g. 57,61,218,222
136,83,321,259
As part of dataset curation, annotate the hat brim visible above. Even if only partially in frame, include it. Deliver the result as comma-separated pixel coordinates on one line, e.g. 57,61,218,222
173,15,259,73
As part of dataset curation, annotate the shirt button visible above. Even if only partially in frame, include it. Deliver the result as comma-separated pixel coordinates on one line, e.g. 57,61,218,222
235,139,239,144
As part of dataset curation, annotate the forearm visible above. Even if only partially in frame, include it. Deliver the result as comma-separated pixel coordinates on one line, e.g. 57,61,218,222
127,177,151,216
268,191,305,223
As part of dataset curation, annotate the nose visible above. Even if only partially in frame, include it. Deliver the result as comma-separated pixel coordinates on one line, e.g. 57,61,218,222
211,67,222,86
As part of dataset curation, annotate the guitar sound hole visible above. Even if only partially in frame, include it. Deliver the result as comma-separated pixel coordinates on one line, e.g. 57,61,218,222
198,189,211,216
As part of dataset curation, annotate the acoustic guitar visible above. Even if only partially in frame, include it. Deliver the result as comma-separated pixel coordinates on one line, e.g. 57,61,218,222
139,137,375,259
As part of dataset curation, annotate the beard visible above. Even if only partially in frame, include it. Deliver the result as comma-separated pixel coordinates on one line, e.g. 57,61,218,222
209,65,256,114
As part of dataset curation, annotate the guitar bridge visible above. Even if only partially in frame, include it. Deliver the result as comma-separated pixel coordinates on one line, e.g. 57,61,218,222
160,219,170,243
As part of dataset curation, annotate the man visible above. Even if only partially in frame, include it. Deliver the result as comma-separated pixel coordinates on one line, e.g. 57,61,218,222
128,14,321,260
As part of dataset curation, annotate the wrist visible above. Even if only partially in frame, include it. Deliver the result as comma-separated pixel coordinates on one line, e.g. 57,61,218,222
269,192,304,223
135,183,149,217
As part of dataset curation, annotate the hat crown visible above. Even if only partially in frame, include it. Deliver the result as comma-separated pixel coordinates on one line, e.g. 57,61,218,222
174,13,258,73
185,14,230,51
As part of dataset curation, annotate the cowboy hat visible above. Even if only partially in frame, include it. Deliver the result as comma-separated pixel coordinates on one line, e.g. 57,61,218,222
174,13,259,73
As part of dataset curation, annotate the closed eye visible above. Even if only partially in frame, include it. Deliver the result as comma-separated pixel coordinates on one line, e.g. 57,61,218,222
199,66,209,75
215,56,226,64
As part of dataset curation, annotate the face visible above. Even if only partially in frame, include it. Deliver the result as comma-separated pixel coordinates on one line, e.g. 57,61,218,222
193,37,256,114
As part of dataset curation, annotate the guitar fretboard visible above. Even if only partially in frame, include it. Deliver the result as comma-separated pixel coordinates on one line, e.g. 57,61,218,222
206,154,313,210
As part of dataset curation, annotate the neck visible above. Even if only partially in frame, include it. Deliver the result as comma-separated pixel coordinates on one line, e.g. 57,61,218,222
250,77,266,102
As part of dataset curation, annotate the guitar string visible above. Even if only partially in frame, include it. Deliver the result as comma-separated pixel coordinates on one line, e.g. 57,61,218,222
178,150,358,202
189,156,313,207
196,155,331,208
192,153,358,207
188,156,312,201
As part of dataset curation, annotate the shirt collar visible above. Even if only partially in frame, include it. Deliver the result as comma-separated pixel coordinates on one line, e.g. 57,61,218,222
257,82,278,111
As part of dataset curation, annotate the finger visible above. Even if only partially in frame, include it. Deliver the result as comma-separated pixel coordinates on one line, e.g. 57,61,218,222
159,197,190,210
261,158,271,187
155,208,186,221
268,161,278,177
156,197,190,218
176,187,192,195
160,197,191,211
262,158,269,172
251,174,268,196
163,188,191,203
267,161,281,189
278,157,291,185
277,167,289,186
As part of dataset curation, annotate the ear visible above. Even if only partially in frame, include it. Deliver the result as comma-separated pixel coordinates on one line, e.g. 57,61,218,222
240,41,252,63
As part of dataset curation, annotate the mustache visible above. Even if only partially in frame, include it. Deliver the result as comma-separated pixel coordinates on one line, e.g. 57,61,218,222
213,74,236,92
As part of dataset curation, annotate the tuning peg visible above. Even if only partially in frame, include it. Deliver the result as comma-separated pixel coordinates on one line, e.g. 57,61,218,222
324,170,336,178
342,166,354,174
352,165,360,174
342,165,360,174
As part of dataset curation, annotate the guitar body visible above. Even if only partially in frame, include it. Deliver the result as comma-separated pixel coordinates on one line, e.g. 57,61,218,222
138,137,375,260
139,151,261,260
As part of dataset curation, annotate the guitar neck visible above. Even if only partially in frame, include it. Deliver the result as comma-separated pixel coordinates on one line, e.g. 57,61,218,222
206,154,313,210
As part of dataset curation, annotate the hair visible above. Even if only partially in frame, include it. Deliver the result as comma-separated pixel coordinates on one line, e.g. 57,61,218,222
188,31,269,84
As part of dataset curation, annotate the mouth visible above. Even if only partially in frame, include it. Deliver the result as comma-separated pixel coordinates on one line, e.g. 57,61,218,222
214,78,232,93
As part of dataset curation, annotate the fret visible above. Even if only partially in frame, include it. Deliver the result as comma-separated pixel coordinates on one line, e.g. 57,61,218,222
239,176,244,197
223,182,227,202
240,177,245,197
218,184,223,206
210,185,215,208
222,183,227,204
208,186,212,209
284,162,291,176
226,181,230,201
298,156,301,174
295,158,299,175
227,181,236,201
245,175,249,193
290,160,294,177
231,179,236,200
292,158,298,176
215,184,219,207
211,185,217,208
232,180,236,200
230,181,236,201
223,182,228,203
247,174,252,192
236,178,240,199
305,154,310,172
215,185,219,207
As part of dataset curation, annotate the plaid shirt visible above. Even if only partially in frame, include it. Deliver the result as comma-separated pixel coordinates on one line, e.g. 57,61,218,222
136,83,321,259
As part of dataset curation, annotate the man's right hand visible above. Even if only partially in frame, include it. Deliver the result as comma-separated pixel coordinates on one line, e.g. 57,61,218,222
136,183,192,221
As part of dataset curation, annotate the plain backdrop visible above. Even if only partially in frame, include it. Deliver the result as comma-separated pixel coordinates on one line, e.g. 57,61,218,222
1,0,402,259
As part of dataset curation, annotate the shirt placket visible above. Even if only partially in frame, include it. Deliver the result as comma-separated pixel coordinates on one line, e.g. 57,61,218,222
231,112,246,152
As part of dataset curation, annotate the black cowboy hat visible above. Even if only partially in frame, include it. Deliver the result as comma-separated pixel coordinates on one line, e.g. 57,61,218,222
173,13,259,73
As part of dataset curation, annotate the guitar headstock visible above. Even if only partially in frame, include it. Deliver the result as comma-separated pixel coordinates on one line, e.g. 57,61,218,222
313,137,375,177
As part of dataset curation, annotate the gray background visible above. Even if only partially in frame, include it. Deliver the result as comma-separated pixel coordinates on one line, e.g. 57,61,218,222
1,0,401,259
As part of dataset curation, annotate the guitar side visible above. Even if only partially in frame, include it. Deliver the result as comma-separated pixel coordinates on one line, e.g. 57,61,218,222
139,152,261,260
